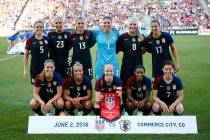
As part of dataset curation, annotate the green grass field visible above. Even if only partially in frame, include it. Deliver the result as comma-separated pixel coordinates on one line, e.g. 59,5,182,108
0,35,210,140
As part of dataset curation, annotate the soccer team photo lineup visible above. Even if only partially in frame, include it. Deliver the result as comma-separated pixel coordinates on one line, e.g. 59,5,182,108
1,0,210,138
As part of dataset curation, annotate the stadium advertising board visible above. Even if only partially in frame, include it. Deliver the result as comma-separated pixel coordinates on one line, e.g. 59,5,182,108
28,116,197,134
167,29,198,35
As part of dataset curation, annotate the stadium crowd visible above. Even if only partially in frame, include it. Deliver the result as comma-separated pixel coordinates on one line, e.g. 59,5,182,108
149,0,210,30
1,0,209,30
17,0,82,30
0,0,27,29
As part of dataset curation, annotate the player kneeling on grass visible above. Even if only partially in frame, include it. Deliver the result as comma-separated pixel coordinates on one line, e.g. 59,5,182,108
30,59,64,116
125,65,152,115
62,62,93,115
152,60,184,115
93,64,122,115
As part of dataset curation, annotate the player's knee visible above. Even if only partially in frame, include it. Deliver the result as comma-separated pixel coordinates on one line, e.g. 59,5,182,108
126,100,134,110
30,98,39,109
152,102,160,112
56,98,64,109
65,101,73,109
84,100,93,110
144,100,153,110
175,103,184,115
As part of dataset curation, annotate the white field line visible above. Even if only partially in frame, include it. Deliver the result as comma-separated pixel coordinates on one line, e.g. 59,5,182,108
0,55,18,62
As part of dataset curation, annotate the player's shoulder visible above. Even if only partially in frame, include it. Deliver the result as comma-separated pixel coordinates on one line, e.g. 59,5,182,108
154,76,164,83
161,31,171,37
113,76,122,85
173,75,182,82
119,32,128,38
143,76,152,83
47,31,55,37
83,75,91,82
143,33,153,42
54,72,61,78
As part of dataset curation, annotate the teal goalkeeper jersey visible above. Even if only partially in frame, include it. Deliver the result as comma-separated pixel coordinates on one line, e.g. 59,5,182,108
94,29,119,70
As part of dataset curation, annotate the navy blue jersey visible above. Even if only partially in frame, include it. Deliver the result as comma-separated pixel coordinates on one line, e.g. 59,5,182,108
62,76,92,98
34,72,62,98
69,30,94,67
25,35,49,74
117,33,144,68
117,33,144,85
48,31,71,70
126,76,152,101
95,76,122,93
153,75,183,105
144,32,174,77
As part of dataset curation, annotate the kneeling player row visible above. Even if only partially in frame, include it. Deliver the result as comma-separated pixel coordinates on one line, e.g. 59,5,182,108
30,59,184,116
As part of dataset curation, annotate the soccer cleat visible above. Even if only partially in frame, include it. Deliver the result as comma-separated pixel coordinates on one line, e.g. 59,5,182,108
59,111,65,116
124,112,129,116
45,113,51,116
136,111,143,116
77,111,83,116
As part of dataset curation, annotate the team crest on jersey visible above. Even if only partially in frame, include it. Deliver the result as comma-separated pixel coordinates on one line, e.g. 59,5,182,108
172,84,177,90
119,120,131,132
64,34,67,39
83,85,87,90
80,36,83,40
156,40,160,45
113,85,116,90
105,94,115,110
39,41,43,45
53,81,57,86
58,35,62,39
77,86,81,91
132,38,136,42
95,117,105,132
166,85,171,91
108,87,113,92
137,87,142,92
162,38,166,43
143,85,146,90
44,40,48,44
47,83,52,88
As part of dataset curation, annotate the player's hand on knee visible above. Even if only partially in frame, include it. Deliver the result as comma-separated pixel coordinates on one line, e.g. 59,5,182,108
75,102,82,109
138,100,145,108
161,103,169,112
40,102,46,114
169,103,176,112
45,102,52,112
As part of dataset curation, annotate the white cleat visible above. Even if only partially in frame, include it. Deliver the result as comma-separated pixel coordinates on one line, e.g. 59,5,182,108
124,112,129,116
77,111,83,116
136,111,143,116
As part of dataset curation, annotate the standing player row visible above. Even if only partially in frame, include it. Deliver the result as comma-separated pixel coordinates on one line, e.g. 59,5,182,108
23,16,180,85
